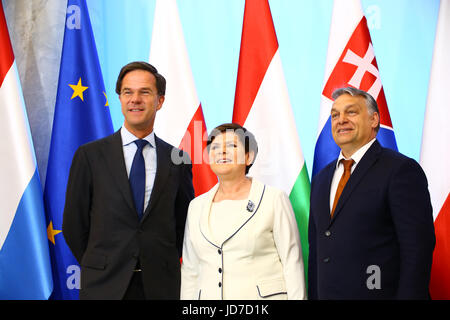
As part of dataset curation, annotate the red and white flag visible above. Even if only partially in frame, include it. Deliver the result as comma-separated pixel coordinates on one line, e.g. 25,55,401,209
420,0,450,300
150,0,217,196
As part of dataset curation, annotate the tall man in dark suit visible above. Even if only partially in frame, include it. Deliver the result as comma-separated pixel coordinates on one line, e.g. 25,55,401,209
62,61,194,300
308,87,435,299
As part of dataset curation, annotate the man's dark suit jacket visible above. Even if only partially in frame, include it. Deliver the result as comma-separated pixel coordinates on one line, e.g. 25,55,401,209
62,130,194,300
308,140,435,299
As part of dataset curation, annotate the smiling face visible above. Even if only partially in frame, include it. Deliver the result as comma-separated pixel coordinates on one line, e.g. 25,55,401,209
331,93,379,158
208,131,254,180
119,69,164,138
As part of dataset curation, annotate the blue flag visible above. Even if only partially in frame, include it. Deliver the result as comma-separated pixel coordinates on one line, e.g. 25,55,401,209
44,0,113,300
0,2,53,299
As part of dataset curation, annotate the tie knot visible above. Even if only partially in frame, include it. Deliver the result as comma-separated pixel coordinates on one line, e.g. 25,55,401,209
134,139,149,151
340,159,354,172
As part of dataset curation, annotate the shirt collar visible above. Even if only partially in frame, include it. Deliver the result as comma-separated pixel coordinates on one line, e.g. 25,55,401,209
336,138,376,169
120,125,155,148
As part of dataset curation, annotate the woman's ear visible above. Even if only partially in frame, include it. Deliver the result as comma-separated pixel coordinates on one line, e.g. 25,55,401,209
246,151,255,166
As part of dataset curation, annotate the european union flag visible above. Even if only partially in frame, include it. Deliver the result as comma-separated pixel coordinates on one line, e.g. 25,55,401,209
44,0,113,300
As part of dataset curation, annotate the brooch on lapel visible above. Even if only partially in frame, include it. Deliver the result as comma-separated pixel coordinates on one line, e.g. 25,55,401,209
246,200,255,212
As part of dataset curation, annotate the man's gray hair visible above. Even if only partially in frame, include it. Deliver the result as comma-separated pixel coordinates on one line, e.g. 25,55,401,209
332,87,380,132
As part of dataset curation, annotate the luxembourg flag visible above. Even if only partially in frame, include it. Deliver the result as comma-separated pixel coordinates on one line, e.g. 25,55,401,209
312,0,397,177
0,2,52,299
420,0,450,300
150,0,217,196
232,0,310,281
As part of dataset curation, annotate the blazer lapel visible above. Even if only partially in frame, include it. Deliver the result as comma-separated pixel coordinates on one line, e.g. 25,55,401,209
221,178,265,245
199,178,266,247
331,140,382,222
100,130,136,213
142,135,171,221
199,184,220,248
324,161,337,215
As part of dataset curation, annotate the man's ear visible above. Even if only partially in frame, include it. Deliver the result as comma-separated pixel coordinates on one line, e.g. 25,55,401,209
156,95,165,111
371,111,380,129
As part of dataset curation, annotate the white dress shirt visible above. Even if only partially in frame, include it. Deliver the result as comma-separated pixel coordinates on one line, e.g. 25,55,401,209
329,138,376,213
121,126,157,212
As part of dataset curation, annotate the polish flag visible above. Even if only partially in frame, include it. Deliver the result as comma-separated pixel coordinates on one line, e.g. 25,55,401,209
312,0,397,177
420,0,450,300
150,0,217,196
232,0,310,286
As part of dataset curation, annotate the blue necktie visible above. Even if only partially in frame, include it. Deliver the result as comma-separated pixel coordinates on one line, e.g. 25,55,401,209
129,139,149,220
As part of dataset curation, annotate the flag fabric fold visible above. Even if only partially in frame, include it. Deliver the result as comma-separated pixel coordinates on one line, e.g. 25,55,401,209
312,0,397,177
150,0,217,196
420,0,450,300
0,1,53,299
232,0,310,283
43,0,113,300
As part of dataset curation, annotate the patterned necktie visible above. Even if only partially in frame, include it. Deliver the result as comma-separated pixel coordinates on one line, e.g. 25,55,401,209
331,159,355,217
129,139,149,220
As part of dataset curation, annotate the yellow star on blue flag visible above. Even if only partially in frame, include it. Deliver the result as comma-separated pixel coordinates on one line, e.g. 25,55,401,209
103,91,109,106
47,221,62,245
68,77,88,101
44,0,113,300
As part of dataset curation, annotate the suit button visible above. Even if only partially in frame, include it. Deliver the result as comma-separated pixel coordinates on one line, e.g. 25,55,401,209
218,249,222,255
218,282,222,287
325,230,331,237
323,257,330,263
218,268,222,273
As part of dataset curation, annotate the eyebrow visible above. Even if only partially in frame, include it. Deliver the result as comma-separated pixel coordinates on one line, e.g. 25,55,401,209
331,103,359,112
121,87,153,91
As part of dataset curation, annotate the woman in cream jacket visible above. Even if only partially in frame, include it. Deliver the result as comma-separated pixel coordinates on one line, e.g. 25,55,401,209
180,123,306,300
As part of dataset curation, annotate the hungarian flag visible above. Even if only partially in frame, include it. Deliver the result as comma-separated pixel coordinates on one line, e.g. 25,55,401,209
232,0,310,282
420,0,450,300
313,0,397,177
150,0,217,196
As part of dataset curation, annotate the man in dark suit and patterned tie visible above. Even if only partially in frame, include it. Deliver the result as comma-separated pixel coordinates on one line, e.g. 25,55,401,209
308,87,435,299
63,61,194,300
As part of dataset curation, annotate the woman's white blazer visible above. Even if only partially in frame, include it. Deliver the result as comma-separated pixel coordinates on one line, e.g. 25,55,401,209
180,178,306,300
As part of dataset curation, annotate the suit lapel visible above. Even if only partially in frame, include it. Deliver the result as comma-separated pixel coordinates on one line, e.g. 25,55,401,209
331,140,382,222
199,184,220,248
199,178,265,247
324,162,337,215
315,163,336,226
142,135,171,221
221,178,265,246
100,130,136,213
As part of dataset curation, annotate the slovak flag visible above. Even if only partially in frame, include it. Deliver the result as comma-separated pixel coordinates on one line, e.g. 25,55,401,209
150,0,217,196
312,0,397,177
